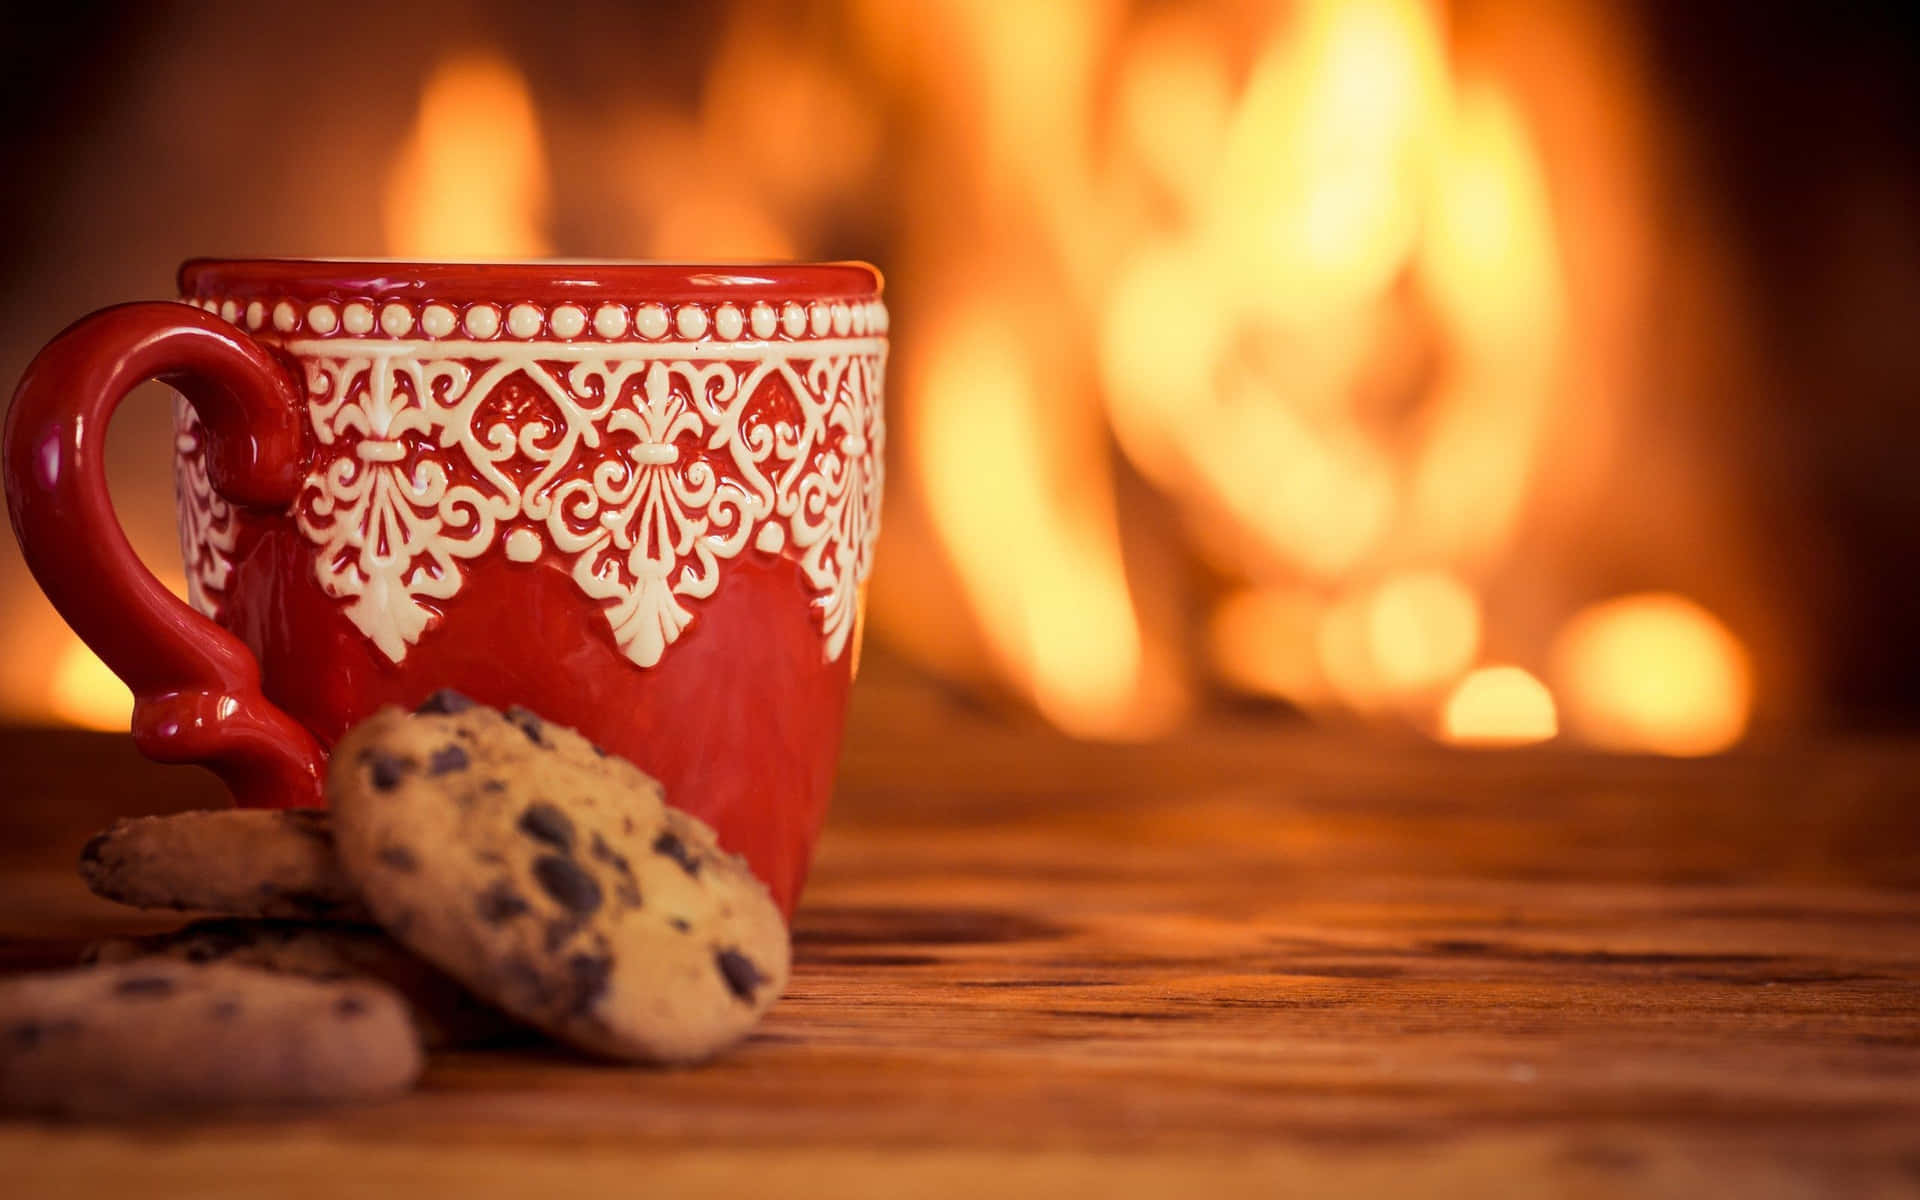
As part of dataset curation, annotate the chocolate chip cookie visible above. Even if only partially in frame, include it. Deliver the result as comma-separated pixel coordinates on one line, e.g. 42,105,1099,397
0,961,422,1116
327,694,790,1064
84,919,516,1049
78,809,370,921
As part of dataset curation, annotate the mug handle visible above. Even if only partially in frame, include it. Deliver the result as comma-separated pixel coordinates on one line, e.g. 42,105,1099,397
4,302,325,807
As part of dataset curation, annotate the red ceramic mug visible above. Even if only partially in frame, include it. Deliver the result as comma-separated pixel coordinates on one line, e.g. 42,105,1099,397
3,259,887,916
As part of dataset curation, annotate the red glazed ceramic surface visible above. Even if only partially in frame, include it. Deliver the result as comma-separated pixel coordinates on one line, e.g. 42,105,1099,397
4,259,888,916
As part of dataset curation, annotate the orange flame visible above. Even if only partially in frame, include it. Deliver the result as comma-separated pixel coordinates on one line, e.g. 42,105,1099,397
1206,0,1447,321
383,52,551,258
1402,80,1565,566
914,302,1175,738
355,6,1758,754
878,0,1607,739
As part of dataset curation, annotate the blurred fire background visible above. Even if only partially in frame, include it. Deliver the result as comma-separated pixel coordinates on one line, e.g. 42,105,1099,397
2,0,1917,755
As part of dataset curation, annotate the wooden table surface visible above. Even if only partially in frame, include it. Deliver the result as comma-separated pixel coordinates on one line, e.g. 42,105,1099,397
2,678,1917,1197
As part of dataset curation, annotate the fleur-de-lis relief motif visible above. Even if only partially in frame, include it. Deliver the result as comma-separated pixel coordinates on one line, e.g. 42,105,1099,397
177,309,885,670
294,354,513,662
545,361,762,667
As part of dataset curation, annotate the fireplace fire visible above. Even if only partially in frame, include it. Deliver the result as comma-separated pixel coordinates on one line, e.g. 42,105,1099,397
3,0,1914,752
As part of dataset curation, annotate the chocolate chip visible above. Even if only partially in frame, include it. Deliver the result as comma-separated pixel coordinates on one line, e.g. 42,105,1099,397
504,706,545,745
477,880,530,924
715,949,765,1003
179,921,252,962
651,831,701,878
366,750,411,791
532,854,601,915
416,689,476,715
335,994,368,1019
114,975,176,997
428,744,470,775
283,811,333,841
9,1018,79,1049
500,957,552,1008
567,953,612,1014
590,743,609,758
264,886,351,919
481,779,507,793
615,879,643,908
669,917,691,934
517,803,574,851
379,844,420,872
543,918,579,952
589,832,632,875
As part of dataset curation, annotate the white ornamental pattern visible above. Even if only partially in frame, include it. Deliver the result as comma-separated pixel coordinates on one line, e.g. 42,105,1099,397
172,395,238,620
172,328,885,669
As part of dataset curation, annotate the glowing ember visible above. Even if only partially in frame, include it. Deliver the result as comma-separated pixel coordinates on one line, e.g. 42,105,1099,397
383,52,551,258
1551,594,1752,756
48,639,131,732
1441,666,1557,746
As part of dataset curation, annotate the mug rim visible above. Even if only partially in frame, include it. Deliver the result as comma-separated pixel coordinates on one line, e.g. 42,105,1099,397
179,258,884,304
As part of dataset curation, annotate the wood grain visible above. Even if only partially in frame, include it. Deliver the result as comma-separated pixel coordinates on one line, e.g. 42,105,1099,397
1,680,1917,1197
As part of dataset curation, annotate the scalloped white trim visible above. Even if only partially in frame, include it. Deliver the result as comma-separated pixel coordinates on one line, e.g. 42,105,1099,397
183,293,889,342
174,297,886,668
